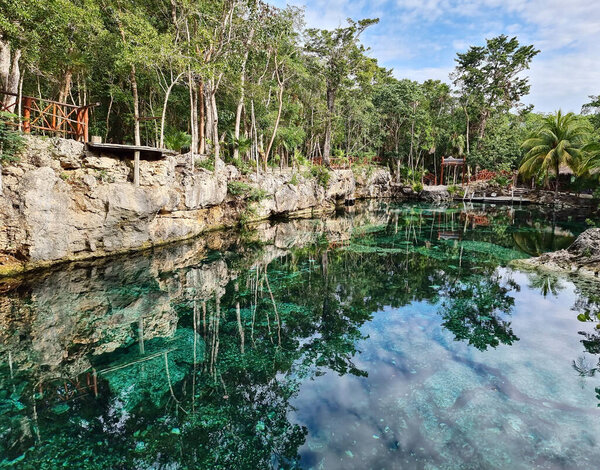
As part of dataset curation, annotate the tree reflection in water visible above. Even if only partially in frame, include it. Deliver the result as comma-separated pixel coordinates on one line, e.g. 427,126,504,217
0,202,596,468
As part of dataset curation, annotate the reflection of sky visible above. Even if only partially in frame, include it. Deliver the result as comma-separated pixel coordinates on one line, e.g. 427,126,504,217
289,269,600,469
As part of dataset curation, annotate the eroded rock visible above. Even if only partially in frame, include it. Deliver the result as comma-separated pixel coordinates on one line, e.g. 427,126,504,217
513,228,600,279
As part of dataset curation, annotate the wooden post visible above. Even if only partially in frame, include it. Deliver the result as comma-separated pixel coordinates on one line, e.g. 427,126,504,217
76,108,83,141
52,103,56,131
133,150,140,186
462,160,466,186
440,157,444,186
83,108,89,142
23,97,32,133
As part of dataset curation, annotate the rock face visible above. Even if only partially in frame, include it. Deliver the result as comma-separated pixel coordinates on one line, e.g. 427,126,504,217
514,228,600,278
0,136,397,275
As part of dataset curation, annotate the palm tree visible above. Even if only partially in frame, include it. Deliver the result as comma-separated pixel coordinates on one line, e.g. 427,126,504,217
519,111,588,198
580,141,600,180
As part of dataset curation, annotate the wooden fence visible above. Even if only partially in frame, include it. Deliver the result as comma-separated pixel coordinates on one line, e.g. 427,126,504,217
1,91,96,142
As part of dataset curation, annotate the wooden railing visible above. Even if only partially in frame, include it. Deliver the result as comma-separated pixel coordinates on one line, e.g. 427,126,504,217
1,91,97,142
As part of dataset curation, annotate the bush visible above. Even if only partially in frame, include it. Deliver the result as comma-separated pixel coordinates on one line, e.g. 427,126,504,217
195,157,214,172
0,112,24,165
228,181,268,201
490,174,510,187
412,182,423,193
290,173,299,185
310,165,331,188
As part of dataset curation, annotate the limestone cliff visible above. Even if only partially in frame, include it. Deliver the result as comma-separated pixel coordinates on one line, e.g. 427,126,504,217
0,136,395,275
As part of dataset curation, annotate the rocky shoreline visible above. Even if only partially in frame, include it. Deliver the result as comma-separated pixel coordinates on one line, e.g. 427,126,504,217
2,136,598,277
0,136,400,276
512,228,600,279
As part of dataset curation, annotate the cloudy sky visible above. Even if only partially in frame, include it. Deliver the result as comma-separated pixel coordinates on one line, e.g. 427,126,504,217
269,0,600,113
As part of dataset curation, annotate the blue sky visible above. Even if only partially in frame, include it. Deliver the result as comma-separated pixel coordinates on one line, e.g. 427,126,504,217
269,0,600,113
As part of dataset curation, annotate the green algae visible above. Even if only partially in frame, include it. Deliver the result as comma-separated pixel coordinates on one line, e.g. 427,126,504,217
0,202,598,469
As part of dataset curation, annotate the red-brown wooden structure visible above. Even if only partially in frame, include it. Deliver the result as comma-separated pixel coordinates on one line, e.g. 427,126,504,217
1,90,97,142
440,156,466,186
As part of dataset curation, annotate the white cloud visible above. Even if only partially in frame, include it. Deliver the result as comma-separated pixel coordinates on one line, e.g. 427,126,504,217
269,0,600,111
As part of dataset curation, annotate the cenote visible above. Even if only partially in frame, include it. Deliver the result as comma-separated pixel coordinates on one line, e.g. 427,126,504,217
2,201,600,469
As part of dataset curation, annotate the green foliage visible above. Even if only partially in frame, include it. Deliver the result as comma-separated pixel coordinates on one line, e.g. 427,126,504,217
0,112,24,165
412,181,423,193
195,158,215,172
164,130,191,153
519,111,588,192
228,181,269,201
310,165,331,188
439,275,518,350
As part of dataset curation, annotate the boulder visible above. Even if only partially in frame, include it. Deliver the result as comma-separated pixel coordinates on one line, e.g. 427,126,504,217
184,170,227,209
513,228,600,278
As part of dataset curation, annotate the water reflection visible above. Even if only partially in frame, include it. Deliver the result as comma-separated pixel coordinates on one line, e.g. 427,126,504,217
1,202,599,468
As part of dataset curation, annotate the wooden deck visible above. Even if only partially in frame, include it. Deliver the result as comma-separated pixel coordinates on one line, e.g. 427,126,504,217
458,196,533,204
86,142,176,160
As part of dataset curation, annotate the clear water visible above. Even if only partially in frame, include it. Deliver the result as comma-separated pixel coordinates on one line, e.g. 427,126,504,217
1,202,600,469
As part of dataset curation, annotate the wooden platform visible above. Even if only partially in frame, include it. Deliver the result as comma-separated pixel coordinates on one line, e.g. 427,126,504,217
457,196,533,204
86,142,177,159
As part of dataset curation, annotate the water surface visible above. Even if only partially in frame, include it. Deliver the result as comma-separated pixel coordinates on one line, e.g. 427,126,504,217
1,202,599,469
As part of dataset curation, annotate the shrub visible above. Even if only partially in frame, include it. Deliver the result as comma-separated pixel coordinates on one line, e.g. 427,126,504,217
195,157,214,172
228,181,268,201
412,182,423,193
0,112,24,165
310,165,331,188
290,173,299,185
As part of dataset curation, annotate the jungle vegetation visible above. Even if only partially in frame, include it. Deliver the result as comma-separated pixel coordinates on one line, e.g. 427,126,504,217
0,0,599,190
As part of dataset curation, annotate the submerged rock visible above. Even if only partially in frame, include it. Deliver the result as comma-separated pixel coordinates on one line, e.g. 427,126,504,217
512,228,600,279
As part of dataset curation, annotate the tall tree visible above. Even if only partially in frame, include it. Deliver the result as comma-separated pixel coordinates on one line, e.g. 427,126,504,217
452,35,539,150
305,18,379,166
519,111,587,197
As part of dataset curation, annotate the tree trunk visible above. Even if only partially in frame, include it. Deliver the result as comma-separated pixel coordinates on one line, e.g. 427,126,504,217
204,79,220,165
554,162,559,200
159,72,184,149
233,29,254,161
323,87,335,167
131,66,141,186
198,80,205,154
463,105,470,156
265,66,284,163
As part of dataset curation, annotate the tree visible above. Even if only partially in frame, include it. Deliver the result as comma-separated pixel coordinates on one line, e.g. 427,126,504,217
0,111,23,192
519,111,588,197
305,18,379,166
452,35,539,150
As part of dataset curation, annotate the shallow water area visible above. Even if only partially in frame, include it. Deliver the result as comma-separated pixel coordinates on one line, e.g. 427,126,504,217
1,201,600,469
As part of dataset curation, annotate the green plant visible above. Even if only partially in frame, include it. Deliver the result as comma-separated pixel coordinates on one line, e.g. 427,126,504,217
412,182,423,193
164,130,191,153
60,172,70,181
228,181,268,201
0,112,24,191
310,165,331,188
447,185,459,195
490,174,510,187
290,173,299,185
239,205,258,226
228,181,250,196
195,158,214,172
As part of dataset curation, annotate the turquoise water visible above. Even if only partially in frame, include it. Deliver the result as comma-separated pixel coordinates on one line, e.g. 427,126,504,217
1,202,599,469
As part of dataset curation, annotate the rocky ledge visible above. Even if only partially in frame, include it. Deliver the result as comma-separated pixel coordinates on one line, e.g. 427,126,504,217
0,136,397,276
512,228,600,279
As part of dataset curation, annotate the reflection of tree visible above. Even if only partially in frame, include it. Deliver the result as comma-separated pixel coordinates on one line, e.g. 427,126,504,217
2,201,591,467
527,272,565,297
438,275,518,351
